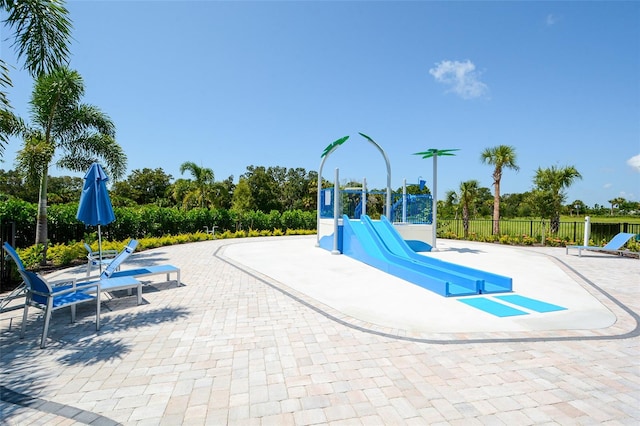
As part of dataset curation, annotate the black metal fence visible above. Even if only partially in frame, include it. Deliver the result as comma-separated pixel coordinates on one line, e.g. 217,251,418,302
438,219,640,243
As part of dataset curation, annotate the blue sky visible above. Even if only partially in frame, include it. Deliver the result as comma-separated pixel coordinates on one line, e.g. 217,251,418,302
1,0,639,208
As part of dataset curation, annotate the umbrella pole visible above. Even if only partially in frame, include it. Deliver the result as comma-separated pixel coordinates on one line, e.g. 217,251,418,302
98,224,103,274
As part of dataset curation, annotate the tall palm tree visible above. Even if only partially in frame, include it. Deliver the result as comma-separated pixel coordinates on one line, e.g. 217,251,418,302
16,67,126,262
179,161,215,209
459,179,479,238
532,165,582,233
480,145,519,235
1,0,72,154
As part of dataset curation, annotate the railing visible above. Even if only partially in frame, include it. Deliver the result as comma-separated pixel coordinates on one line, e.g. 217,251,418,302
438,219,640,243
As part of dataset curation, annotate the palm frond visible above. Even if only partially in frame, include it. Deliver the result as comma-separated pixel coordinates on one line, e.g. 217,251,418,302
321,135,349,158
5,0,72,77
56,133,127,179
414,148,459,159
0,59,13,111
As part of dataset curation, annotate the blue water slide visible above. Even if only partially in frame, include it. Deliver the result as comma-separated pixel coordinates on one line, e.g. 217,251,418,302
365,215,512,294
361,216,491,293
341,216,480,297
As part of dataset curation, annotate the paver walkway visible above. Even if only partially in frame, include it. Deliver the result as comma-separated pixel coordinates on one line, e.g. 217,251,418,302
1,236,638,425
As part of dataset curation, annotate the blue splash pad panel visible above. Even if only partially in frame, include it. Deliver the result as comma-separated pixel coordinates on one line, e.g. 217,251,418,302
459,297,529,317
495,295,567,313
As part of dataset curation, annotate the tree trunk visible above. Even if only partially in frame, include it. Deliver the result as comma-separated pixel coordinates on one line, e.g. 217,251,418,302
492,180,500,235
35,166,49,265
550,213,560,234
462,205,469,238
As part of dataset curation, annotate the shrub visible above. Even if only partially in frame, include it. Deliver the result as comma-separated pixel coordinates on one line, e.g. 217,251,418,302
16,244,45,269
441,231,459,240
47,242,85,266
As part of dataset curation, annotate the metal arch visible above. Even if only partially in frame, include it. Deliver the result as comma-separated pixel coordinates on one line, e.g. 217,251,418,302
358,132,392,218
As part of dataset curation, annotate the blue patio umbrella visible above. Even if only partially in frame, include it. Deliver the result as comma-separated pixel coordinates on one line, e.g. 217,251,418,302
76,163,116,271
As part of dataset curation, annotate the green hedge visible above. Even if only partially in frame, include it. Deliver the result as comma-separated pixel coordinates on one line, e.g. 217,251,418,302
0,199,317,248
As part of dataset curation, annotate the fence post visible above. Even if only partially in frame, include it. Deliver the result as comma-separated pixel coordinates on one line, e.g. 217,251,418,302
541,220,546,246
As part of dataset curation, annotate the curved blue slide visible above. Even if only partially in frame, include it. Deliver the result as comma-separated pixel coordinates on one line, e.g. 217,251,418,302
366,216,512,294
342,216,480,296
340,215,512,297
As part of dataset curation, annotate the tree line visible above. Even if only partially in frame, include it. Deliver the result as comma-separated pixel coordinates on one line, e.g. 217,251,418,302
2,161,637,221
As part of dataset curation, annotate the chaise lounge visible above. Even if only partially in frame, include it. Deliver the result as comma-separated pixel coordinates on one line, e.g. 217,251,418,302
3,242,142,348
96,239,181,287
84,243,119,276
565,232,637,257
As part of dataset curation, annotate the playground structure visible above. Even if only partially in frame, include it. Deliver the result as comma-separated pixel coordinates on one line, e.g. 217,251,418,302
316,134,512,297
318,185,512,297
320,183,434,252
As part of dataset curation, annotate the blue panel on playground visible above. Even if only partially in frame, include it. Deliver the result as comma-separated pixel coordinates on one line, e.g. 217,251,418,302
459,297,529,317
494,295,566,313
319,226,343,252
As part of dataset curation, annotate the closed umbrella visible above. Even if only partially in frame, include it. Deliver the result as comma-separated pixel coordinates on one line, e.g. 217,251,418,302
76,163,116,272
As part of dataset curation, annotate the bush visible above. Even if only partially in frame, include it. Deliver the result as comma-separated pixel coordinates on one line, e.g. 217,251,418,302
16,244,45,269
1,201,318,249
47,242,85,266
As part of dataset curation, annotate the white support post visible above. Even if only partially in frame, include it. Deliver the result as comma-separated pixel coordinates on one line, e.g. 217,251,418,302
432,155,438,249
362,177,367,217
584,216,591,246
332,168,341,255
402,178,407,223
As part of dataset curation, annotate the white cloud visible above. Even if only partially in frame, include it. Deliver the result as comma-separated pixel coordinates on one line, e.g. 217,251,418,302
626,154,640,172
603,183,613,189
429,60,489,99
619,191,637,201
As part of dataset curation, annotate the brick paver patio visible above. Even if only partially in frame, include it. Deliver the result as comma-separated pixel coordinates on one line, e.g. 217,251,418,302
1,236,638,425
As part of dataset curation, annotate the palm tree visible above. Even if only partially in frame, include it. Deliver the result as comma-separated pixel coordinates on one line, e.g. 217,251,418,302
16,66,126,262
532,165,582,233
480,145,519,235
443,189,459,219
570,199,586,216
459,179,479,238
179,161,215,209
608,197,625,216
1,0,72,154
